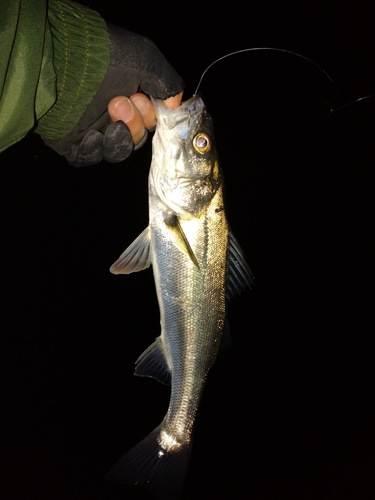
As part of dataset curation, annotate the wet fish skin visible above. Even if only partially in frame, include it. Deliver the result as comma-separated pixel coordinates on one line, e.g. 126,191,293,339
106,95,253,499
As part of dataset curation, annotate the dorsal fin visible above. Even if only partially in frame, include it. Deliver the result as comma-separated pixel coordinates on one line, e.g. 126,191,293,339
226,231,254,300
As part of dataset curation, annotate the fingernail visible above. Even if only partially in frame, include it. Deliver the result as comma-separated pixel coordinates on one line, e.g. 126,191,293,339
113,97,134,122
130,96,150,116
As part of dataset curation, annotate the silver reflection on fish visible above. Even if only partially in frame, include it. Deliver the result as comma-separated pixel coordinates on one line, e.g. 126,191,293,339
106,95,254,499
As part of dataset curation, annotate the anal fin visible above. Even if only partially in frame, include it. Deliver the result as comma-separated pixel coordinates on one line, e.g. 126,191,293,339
135,336,171,386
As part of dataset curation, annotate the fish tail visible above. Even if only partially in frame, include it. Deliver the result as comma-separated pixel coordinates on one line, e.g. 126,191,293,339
105,425,192,499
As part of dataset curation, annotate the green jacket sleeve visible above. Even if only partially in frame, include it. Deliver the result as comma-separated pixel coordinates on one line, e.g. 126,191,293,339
0,0,110,154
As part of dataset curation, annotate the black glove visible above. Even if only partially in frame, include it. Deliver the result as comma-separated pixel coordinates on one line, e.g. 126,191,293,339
43,23,184,167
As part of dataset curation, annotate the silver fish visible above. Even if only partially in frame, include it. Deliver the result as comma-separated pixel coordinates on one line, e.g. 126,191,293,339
106,95,253,499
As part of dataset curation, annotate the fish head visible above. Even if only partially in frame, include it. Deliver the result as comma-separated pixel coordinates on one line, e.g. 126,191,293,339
151,95,222,219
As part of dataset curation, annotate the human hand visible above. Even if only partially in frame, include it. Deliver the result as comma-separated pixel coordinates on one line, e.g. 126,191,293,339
42,24,184,167
108,91,183,148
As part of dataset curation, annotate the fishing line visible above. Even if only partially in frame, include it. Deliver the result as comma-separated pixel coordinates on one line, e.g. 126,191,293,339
322,93,375,116
194,47,375,116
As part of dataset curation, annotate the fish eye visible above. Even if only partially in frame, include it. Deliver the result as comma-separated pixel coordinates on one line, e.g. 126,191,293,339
193,133,211,154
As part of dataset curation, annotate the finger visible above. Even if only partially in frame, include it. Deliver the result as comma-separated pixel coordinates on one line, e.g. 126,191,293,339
103,121,133,163
70,130,104,167
108,96,146,146
131,91,183,122
163,91,183,110
130,93,157,129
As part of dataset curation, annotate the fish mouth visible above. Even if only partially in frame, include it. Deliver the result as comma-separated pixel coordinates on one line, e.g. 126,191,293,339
152,95,205,130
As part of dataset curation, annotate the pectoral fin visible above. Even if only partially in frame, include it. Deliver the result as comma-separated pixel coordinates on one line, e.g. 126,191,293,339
110,227,151,274
164,215,200,269
134,336,171,386
226,230,254,300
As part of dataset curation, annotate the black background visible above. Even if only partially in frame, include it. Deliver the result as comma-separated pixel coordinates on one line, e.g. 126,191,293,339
1,1,375,499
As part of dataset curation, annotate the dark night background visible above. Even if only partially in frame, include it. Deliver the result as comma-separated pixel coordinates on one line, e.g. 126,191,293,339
1,1,375,499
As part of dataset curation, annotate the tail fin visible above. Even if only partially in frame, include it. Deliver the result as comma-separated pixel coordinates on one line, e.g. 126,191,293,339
105,425,192,500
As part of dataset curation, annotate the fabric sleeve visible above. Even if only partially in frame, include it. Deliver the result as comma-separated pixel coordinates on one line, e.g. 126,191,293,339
36,0,110,139
0,0,110,154
0,0,52,153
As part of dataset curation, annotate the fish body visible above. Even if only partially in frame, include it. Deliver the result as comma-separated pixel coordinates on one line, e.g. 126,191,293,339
107,95,253,498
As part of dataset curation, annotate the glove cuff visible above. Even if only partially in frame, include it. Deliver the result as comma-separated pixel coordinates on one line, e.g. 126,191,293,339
35,0,110,140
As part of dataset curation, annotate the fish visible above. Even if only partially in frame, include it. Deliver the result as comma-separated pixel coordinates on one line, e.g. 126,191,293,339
106,94,253,499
